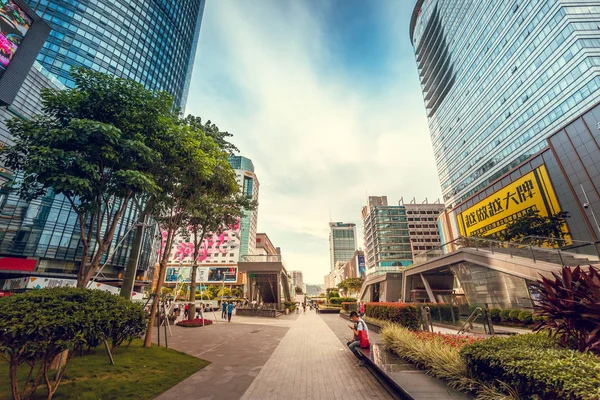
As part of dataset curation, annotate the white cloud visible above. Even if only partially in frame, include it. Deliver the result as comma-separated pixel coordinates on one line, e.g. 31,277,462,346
187,1,442,284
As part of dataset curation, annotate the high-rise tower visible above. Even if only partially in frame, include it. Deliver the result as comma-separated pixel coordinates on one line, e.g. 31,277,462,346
328,222,357,271
411,0,600,208
28,0,205,108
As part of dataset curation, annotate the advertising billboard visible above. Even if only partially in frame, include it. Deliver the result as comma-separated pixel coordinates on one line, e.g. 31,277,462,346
357,255,366,278
0,0,50,105
0,0,32,78
165,266,238,283
457,165,566,239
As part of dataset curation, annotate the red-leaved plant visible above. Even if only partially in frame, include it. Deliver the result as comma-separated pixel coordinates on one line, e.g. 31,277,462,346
533,265,600,354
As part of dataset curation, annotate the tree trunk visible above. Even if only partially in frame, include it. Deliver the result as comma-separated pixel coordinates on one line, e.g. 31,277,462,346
10,357,20,400
188,264,197,320
76,246,90,288
120,210,146,299
144,229,174,348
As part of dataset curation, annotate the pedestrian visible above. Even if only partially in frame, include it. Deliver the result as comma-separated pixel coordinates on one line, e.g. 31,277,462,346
184,303,189,319
315,302,319,314
347,311,369,367
303,303,307,313
359,300,365,317
221,301,227,319
227,301,235,322
295,302,299,314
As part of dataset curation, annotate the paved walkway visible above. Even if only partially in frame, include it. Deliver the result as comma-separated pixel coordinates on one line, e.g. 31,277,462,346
154,314,294,400
240,311,390,400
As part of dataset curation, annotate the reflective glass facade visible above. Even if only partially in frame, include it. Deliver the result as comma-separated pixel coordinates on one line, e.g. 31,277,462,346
411,0,600,208
27,0,205,108
329,222,357,271
229,156,259,260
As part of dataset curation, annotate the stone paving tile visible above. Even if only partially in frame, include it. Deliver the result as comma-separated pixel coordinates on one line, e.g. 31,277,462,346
240,311,391,400
153,315,292,400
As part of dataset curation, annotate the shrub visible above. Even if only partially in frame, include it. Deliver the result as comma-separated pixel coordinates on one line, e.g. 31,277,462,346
517,310,533,324
533,265,600,354
508,309,520,322
283,301,296,311
499,309,511,322
461,334,600,400
532,313,544,324
426,303,460,324
365,302,420,330
176,318,213,327
489,308,501,323
381,325,483,393
329,297,342,305
341,302,357,312
327,291,339,299
0,288,147,399
338,297,357,303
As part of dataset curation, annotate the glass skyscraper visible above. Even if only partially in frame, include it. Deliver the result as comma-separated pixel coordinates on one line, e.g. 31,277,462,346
27,0,205,108
411,0,600,208
329,222,357,271
228,156,260,260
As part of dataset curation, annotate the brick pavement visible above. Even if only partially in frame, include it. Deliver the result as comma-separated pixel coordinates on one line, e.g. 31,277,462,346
240,310,391,400
154,314,294,400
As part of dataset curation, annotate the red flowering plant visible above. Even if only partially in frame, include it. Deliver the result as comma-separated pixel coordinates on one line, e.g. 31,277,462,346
411,330,483,349
176,318,213,327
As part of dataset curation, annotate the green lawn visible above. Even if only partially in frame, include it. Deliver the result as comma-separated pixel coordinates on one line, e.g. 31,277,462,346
0,340,209,399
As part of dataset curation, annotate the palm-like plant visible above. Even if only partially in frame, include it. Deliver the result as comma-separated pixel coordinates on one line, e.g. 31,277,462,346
533,265,600,354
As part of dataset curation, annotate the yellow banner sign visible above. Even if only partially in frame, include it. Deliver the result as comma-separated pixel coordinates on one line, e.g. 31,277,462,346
458,165,562,238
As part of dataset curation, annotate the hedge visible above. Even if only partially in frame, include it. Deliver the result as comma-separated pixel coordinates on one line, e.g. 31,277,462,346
0,288,147,399
460,334,600,400
365,302,420,330
488,308,538,326
341,302,357,312
176,318,213,328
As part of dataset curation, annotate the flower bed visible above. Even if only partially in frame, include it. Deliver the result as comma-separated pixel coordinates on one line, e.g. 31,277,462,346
381,324,483,393
176,318,213,328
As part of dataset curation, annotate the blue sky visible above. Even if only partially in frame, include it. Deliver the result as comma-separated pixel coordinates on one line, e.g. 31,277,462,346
185,0,441,284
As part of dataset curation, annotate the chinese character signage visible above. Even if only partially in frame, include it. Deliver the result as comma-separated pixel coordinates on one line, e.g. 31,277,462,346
457,166,565,238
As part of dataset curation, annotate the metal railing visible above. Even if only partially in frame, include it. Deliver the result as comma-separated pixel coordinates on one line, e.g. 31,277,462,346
409,236,600,269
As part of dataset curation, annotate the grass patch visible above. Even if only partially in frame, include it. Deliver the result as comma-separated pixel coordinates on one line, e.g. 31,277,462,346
0,340,209,399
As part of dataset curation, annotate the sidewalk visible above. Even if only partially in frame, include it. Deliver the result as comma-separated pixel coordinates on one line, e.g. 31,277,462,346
240,310,391,400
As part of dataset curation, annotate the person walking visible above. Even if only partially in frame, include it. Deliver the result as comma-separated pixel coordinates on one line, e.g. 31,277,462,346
347,311,369,367
359,300,365,317
227,301,235,322
184,303,189,319
221,301,227,319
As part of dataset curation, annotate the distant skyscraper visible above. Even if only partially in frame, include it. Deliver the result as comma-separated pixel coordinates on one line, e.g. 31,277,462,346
404,201,445,260
28,0,205,108
411,0,600,208
229,156,259,260
328,222,357,271
362,197,412,275
290,270,304,291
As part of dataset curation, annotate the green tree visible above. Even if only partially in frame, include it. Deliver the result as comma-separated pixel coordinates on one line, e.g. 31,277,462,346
143,123,219,347
337,278,364,296
1,68,171,288
294,286,303,294
185,160,255,320
500,209,570,247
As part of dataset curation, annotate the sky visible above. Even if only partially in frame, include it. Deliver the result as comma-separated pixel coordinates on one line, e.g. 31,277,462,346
185,0,442,285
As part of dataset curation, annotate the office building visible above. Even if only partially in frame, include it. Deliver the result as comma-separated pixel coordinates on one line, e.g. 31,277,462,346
361,197,412,276
404,201,445,260
255,233,277,257
411,0,600,208
229,156,259,260
28,0,205,108
290,270,304,292
328,222,357,271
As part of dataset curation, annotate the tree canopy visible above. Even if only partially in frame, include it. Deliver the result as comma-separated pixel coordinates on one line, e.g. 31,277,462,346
1,67,173,288
499,209,570,247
